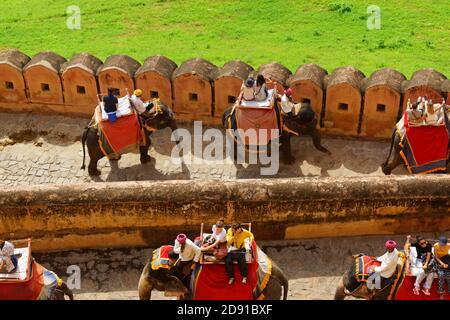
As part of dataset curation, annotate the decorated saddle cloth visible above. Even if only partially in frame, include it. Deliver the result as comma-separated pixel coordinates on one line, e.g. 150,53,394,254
354,255,381,282
190,241,273,300
228,90,282,146
93,104,145,160
150,245,174,271
399,111,449,174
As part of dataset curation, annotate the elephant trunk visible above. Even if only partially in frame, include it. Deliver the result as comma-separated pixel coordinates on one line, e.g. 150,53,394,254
80,127,89,170
170,119,180,144
334,276,347,300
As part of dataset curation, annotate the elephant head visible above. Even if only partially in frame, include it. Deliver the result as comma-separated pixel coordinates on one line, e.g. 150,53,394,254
164,275,190,299
141,102,179,142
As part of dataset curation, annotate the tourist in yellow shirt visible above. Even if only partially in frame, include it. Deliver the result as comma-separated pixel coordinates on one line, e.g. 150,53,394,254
225,222,254,285
433,235,450,295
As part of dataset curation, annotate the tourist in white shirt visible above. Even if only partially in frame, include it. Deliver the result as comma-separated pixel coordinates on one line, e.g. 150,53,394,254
369,240,399,279
0,240,17,273
130,89,147,114
201,219,227,251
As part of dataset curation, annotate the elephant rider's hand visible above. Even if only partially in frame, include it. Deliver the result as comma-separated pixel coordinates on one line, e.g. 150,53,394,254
443,263,449,269
423,264,428,270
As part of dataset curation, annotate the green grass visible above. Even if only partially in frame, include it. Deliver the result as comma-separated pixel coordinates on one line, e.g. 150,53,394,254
0,0,449,78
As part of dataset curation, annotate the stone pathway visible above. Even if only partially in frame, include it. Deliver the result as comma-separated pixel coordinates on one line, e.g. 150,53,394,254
0,112,407,187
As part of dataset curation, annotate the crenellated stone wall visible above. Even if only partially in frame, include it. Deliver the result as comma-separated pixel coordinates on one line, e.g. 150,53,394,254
0,50,448,138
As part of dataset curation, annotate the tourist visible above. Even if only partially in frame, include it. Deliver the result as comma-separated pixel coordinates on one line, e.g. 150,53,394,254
404,235,434,295
254,74,268,102
225,222,254,285
433,235,450,296
240,77,255,101
201,219,228,261
0,240,17,273
103,88,118,113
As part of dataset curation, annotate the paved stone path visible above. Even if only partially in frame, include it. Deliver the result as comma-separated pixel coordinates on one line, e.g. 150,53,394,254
0,112,407,187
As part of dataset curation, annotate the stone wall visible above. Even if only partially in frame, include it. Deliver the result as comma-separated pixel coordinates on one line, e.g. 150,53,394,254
0,50,448,137
0,176,448,252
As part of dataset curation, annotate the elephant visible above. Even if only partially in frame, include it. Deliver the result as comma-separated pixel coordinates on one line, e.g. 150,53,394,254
138,247,289,300
260,260,289,300
334,254,406,300
51,281,74,300
81,102,178,176
222,100,331,164
138,258,191,300
381,107,450,175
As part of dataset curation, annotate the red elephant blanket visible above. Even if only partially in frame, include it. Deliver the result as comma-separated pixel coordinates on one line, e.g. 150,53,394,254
400,112,449,174
190,241,272,300
95,106,144,159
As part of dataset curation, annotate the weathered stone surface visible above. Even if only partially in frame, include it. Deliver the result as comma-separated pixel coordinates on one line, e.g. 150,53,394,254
0,176,448,251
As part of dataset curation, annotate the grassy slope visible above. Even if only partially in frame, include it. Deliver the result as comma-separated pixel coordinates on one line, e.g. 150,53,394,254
0,0,448,77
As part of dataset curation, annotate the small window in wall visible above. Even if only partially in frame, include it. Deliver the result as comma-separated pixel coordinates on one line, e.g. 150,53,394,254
41,83,50,92
376,104,386,112
338,103,348,111
189,93,198,102
77,85,86,94
150,91,159,99
302,98,311,104
5,81,14,90
228,96,236,104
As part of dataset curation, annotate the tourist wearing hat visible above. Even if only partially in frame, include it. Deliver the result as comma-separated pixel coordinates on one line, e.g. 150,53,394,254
240,77,256,101
433,235,450,295
173,234,201,277
129,89,148,115
369,240,399,280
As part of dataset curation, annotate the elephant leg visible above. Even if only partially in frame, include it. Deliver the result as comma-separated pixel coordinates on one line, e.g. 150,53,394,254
334,275,347,300
86,130,103,176
138,274,153,300
311,129,331,155
381,149,403,175
280,135,295,164
140,145,152,164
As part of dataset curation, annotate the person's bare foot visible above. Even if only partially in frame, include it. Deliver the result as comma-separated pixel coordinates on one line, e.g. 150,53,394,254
242,277,247,284
228,278,234,285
